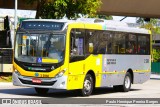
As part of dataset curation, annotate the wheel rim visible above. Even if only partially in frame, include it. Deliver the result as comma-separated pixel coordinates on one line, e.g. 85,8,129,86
84,79,91,93
125,76,130,89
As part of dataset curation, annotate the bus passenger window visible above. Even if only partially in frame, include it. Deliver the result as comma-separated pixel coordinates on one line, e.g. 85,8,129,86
126,42,134,53
97,31,113,54
113,32,125,54
138,36,148,54
126,34,137,54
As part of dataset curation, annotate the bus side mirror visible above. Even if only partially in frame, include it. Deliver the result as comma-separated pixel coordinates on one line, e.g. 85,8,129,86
89,43,93,53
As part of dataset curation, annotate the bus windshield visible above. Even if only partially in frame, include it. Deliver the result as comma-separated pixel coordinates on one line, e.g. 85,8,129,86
15,33,65,64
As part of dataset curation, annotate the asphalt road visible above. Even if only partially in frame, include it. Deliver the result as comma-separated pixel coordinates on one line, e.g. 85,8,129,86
0,78,160,107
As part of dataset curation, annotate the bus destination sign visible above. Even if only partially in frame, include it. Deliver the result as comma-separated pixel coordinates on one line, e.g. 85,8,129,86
21,21,64,30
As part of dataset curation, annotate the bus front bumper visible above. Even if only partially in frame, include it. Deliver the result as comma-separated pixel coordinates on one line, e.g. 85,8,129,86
12,71,67,89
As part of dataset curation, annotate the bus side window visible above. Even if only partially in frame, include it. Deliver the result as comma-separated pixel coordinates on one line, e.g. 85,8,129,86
126,34,137,54
70,36,78,56
96,31,113,54
86,30,99,54
113,32,125,54
70,37,84,56
138,35,149,54
71,37,84,56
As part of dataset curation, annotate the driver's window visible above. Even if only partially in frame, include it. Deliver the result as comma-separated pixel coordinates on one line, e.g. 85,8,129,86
70,29,85,62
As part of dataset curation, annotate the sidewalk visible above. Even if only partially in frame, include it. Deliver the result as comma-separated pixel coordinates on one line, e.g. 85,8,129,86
0,82,12,85
150,73,160,79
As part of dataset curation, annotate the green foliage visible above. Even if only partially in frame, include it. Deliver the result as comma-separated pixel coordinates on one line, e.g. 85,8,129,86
94,15,113,20
26,0,102,19
136,18,160,34
152,49,160,62
0,75,12,82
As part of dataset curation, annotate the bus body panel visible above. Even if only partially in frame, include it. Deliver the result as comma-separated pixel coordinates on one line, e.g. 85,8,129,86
67,60,85,89
84,54,103,88
102,55,150,72
133,72,150,84
101,73,125,87
66,23,85,89
101,55,151,86
67,23,103,89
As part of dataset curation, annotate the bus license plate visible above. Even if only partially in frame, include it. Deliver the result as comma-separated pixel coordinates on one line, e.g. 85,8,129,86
32,78,42,84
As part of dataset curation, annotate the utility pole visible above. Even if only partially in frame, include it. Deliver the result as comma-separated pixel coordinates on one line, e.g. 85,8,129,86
14,0,17,34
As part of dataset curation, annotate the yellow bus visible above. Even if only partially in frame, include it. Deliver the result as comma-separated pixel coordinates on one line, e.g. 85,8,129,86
13,18,151,96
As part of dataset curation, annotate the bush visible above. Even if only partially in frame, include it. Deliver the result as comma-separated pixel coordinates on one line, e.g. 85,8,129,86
152,49,160,62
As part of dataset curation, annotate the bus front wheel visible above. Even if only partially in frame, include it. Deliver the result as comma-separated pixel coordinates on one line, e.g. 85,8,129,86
81,74,94,96
34,87,49,95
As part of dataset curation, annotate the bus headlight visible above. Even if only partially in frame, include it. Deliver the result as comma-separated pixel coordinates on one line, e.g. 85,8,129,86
55,69,66,78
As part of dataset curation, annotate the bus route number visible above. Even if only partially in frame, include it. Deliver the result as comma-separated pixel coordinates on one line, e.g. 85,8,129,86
144,59,149,63
40,74,49,78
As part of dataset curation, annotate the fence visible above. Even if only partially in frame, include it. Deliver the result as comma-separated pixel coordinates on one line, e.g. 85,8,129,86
151,62,160,74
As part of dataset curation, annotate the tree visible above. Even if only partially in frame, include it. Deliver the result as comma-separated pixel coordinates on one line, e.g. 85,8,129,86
152,49,160,62
25,0,102,19
136,18,160,34
96,15,113,20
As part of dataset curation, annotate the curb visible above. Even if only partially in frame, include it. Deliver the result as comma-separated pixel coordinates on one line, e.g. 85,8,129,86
0,82,12,85
150,74,160,80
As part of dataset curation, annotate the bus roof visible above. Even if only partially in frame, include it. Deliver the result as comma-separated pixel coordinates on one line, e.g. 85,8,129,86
75,18,150,34
101,23,150,34
21,18,150,34
22,19,72,23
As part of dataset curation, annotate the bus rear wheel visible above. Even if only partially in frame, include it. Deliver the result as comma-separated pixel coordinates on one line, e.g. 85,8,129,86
114,72,132,92
34,87,49,95
81,74,94,96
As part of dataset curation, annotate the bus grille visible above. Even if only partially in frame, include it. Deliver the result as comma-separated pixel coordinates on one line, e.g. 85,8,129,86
19,78,56,86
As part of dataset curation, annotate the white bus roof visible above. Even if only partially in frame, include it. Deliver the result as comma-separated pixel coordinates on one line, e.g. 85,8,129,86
22,18,150,34
76,18,128,27
22,19,73,23
102,23,150,34
76,18,150,34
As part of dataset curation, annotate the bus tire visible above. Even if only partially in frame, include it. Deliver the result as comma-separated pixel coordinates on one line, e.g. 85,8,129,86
121,72,132,92
34,87,49,95
81,74,93,96
113,72,132,92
